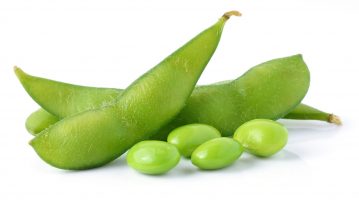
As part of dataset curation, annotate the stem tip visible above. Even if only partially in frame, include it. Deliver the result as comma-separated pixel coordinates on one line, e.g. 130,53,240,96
329,114,342,125
223,11,241,20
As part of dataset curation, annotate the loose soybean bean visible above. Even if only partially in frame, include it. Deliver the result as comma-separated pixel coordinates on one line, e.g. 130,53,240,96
167,124,221,158
127,141,180,175
233,119,288,157
191,137,243,170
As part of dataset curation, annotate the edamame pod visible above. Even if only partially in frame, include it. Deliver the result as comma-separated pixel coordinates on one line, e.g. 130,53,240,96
21,55,321,140
24,11,239,170
25,108,59,135
283,103,341,125
154,54,310,139
23,88,336,137
27,103,338,136
14,68,121,118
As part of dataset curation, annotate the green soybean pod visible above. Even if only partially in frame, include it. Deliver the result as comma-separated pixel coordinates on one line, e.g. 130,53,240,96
14,68,121,119
127,141,180,175
191,137,243,170
283,104,341,125
167,124,221,158
233,119,288,157
26,103,339,137
20,55,311,139
24,11,239,170
25,108,59,135
155,54,310,139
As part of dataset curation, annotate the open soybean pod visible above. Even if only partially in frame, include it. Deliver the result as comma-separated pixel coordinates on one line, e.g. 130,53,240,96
21,11,240,170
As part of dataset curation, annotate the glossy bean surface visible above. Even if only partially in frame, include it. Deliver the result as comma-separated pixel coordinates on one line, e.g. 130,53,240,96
191,137,243,170
127,141,180,175
167,124,221,158
233,119,288,157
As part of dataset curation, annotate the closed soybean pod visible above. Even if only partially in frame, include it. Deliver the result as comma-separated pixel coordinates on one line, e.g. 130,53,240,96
14,68,121,119
154,54,310,138
21,55,338,139
25,108,59,135
26,102,338,136
26,11,239,170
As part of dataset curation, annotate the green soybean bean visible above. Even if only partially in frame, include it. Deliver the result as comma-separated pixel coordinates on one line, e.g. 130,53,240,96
167,124,221,158
127,141,180,175
191,137,243,170
283,103,341,125
18,11,239,170
20,55,313,139
25,108,59,135
233,119,288,157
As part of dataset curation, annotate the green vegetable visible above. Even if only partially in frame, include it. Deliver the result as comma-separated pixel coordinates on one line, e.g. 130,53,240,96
27,103,337,135
233,119,288,157
25,108,59,135
20,55,316,138
167,124,221,158
15,69,120,119
155,54,310,139
127,141,180,175
283,104,341,125
191,137,243,170
18,11,239,170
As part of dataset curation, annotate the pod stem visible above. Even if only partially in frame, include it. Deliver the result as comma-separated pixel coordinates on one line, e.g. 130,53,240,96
222,11,241,21
328,114,342,125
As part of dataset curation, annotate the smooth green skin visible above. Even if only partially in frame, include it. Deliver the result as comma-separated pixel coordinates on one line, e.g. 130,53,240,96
167,124,221,158
127,141,180,175
25,108,59,135
18,14,232,170
191,137,243,170
233,119,288,157
27,103,336,135
155,54,310,139
20,55,311,139
15,69,120,119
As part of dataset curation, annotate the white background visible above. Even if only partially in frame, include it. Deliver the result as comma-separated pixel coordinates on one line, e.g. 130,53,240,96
1,0,359,199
